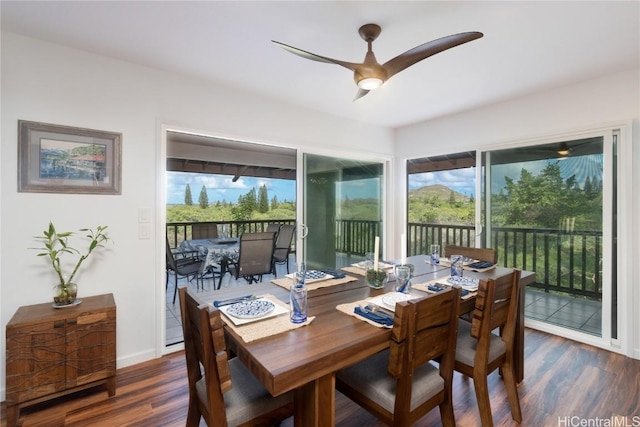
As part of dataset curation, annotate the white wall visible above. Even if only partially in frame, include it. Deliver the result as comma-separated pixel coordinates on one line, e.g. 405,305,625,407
394,68,640,358
0,32,394,399
2,29,639,402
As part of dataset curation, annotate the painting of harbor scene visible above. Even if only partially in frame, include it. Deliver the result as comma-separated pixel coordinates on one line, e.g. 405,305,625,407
18,120,121,194
39,139,107,182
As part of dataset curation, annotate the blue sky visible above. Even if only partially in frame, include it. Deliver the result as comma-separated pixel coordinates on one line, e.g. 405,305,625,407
168,155,602,205
166,171,296,205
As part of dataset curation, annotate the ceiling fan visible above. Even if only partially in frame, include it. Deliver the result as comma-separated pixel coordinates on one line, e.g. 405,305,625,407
272,23,483,100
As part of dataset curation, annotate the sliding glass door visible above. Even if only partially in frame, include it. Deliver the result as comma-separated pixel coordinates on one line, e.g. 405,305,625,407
300,153,385,270
481,132,615,342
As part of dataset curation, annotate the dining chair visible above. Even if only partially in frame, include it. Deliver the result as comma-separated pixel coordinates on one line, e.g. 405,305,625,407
228,232,276,284
178,287,294,427
444,245,497,264
454,269,522,426
336,286,461,427
166,238,204,304
271,224,295,277
192,222,219,239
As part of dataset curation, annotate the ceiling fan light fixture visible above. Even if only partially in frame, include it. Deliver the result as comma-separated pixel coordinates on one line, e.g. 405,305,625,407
357,77,383,90
557,143,570,156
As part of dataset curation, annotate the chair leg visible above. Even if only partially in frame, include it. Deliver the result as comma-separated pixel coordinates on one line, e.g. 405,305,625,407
185,396,201,427
439,401,456,427
502,359,522,422
172,275,179,304
472,374,494,427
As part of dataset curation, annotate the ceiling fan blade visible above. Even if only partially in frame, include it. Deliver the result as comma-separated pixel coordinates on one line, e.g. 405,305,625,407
353,88,370,101
383,32,483,79
272,40,360,71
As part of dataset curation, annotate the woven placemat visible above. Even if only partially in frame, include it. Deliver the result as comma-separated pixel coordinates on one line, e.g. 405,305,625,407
341,266,366,276
336,298,393,329
220,294,314,342
271,275,358,291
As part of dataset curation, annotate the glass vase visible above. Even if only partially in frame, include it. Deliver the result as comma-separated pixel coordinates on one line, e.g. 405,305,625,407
366,269,388,289
53,283,78,305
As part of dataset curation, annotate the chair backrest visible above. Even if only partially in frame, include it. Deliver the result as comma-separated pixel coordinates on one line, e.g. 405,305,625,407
192,223,219,239
470,269,521,365
266,223,282,234
273,224,295,261
237,232,276,276
178,286,231,424
387,286,461,424
444,245,497,263
166,238,177,270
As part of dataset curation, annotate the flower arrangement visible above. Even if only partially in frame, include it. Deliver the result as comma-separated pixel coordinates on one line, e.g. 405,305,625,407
32,222,111,304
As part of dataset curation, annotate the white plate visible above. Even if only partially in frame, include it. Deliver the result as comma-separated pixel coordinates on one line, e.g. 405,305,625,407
381,292,419,309
445,276,479,290
286,270,333,284
226,300,275,319
52,299,82,309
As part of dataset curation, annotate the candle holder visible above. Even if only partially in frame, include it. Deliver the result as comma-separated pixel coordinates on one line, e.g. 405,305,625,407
366,268,389,289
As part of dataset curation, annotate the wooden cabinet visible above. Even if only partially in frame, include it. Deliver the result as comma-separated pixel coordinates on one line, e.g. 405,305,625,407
5,294,116,426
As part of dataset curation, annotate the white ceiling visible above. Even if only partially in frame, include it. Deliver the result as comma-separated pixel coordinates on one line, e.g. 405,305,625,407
2,1,638,129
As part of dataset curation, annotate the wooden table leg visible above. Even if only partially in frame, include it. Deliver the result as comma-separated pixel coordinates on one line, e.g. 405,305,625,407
514,279,525,383
294,373,336,427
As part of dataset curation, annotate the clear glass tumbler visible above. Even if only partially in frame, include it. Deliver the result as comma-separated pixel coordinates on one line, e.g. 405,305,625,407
394,265,412,293
450,255,464,277
430,244,440,264
290,262,308,323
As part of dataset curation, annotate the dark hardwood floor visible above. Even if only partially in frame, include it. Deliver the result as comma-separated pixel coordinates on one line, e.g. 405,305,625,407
3,328,639,426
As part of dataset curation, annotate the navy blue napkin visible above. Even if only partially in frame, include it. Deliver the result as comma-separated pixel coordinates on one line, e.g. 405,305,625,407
322,267,346,279
469,261,494,269
427,284,470,297
213,295,252,308
354,306,393,326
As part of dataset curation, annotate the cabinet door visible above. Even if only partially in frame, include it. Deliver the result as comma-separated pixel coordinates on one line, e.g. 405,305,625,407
6,320,66,402
66,310,116,387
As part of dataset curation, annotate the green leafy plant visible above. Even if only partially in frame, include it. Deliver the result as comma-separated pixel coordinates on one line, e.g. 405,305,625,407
366,268,388,289
32,222,111,289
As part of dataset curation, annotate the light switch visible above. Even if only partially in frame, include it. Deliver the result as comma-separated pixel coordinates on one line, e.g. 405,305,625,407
139,224,151,239
138,207,151,223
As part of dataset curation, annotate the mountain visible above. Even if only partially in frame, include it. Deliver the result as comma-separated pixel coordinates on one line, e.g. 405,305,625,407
408,184,470,202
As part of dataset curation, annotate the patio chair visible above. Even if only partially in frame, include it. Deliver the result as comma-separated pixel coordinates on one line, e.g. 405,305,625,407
272,224,295,277
166,238,204,304
266,223,282,234
454,269,522,426
178,287,294,427
228,232,276,284
444,245,497,264
336,286,461,426
191,222,219,239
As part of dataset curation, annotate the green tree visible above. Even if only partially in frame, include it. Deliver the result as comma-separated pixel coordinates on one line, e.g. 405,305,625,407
184,184,193,205
449,190,456,205
258,184,269,213
231,188,257,223
271,195,279,210
198,185,208,209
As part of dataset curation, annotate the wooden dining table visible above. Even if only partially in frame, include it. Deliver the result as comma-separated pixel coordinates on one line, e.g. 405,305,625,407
196,255,535,427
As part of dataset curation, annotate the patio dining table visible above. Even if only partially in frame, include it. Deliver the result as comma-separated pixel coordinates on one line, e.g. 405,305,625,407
195,255,535,427
179,238,239,283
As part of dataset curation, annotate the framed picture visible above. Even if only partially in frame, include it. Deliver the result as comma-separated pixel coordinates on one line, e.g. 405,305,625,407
18,120,122,194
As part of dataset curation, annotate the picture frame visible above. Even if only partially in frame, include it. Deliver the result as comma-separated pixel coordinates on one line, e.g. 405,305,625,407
18,120,122,195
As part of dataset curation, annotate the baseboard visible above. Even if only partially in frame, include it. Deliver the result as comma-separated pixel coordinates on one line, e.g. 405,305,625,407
117,348,158,369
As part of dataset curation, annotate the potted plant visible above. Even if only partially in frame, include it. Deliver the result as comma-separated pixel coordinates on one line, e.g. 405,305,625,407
365,268,389,289
32,222,111,305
